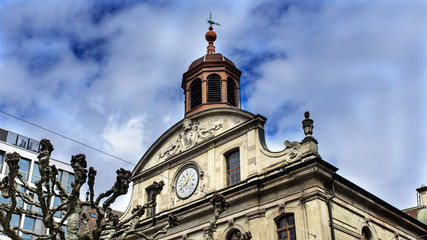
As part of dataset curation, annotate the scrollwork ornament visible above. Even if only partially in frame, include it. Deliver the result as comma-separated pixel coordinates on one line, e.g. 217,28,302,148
159,119,222,159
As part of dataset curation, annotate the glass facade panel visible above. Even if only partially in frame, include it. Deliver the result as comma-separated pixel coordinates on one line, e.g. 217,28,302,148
16,185,25,208
66,174,74,194
28,139,40,152
22,216,35,240
11,213,21,228
18,158,31,181
53,196,62,218
55,169,63,189
17,135,29,149
31,162,41,183
6,132,18,145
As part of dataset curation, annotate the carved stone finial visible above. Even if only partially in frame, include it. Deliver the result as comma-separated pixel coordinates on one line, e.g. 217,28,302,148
302,111,317,143
302,111,313,137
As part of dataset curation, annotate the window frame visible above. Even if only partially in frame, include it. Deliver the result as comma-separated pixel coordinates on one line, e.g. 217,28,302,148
19,157,31,181
276,214,296,240
22,216,36,240
225,149,240,186
31,162,41,184
66,173,74,194
146,187,156,217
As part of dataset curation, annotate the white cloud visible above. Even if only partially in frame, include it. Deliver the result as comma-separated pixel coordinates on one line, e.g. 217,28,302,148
0,0,425,211
102,115,145,162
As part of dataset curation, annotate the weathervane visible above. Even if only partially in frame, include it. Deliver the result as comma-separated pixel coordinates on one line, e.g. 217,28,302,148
207,12,220,26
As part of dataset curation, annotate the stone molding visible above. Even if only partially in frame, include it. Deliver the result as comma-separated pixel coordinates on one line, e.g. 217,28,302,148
245,209,266,220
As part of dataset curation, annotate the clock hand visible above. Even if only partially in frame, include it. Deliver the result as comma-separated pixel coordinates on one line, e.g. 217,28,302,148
179,177,190,190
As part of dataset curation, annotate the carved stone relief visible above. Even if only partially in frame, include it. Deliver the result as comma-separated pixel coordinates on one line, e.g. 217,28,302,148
283,140,302,162
159,119,222,159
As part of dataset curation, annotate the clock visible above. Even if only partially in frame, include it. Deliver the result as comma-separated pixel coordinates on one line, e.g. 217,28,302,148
176,166,199,199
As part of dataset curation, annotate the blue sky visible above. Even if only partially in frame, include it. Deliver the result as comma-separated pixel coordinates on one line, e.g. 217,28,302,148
0,0,426,211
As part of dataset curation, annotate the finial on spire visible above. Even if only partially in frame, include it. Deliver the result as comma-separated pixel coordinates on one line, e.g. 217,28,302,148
205,13,220,54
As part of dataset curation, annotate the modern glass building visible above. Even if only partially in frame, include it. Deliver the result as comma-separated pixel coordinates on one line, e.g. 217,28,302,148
0,128,74,240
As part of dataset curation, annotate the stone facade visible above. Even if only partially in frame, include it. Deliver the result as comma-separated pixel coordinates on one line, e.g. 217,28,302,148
122,108,427,239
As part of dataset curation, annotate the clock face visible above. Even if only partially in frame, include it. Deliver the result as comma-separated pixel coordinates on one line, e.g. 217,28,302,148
176,166,199,199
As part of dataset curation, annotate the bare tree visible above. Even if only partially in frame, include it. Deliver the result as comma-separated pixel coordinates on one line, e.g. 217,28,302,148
205,193,251,240
0,139,177,240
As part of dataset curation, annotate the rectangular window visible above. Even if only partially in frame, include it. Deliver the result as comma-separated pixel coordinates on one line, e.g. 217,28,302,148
11,213,21,228
53,196,62,218
22,216,36,240
66,173,74,194
146,188,156,217
55,169,63,189
6,131,18,145
226,150,240,186
16,185,25,208
31,162,41,183
19,158,31,181
277,214,296,240
27,139,40,152
17,135,29,149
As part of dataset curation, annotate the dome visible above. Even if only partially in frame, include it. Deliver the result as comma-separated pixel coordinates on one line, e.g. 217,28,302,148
187,53,236,71
417,207,427,225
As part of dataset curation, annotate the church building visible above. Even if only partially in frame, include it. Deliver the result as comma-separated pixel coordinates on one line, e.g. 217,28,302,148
121,22,427,240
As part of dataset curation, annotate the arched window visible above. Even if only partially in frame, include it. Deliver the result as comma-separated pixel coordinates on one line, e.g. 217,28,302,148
362,227,371,240
276,214,296,240
207,74,221,102
226,150,240,186
227,78,236,106
190,79,202,109
227,229,242,240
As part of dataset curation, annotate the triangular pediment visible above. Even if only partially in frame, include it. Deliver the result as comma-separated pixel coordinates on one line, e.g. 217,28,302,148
132,108,256,178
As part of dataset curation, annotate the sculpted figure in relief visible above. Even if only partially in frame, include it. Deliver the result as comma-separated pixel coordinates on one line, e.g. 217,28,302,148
159,119,222,159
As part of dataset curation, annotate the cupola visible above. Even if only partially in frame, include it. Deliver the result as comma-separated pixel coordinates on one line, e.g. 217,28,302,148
182,15,242,117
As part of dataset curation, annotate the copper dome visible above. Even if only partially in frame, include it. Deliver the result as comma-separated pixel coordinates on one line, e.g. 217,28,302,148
187,53,236,71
